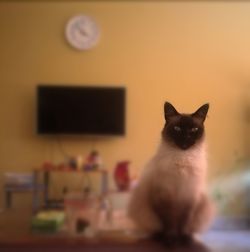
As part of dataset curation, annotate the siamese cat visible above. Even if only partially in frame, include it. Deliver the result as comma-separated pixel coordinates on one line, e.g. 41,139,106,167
128,102,214,244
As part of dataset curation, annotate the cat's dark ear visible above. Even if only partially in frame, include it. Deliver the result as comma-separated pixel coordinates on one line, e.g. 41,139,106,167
192,103,209,122
164,102,179,122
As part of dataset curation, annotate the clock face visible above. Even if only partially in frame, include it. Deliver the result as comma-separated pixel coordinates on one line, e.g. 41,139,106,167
65,15,100,50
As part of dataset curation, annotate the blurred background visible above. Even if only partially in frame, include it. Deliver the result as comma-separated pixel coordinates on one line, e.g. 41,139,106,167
1,0,250,229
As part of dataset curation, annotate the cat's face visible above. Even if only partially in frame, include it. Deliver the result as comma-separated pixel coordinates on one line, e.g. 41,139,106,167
162,102,209,150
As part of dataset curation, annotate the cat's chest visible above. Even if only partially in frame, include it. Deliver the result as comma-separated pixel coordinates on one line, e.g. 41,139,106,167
148,147,206,192
157,149,202,174
156,156,198,186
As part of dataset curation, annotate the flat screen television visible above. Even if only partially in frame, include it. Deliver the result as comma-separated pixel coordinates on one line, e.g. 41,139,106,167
37,85,126,136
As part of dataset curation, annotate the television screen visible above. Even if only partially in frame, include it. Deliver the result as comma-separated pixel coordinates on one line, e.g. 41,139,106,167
37,85,126,136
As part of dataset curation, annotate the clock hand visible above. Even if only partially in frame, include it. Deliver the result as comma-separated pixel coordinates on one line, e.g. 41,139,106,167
77,24,89,36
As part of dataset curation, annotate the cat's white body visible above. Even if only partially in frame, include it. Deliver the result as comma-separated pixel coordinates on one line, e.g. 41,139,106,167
128,139,214,235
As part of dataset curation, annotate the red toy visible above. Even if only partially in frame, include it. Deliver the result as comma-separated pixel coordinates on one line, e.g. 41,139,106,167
114,161,130,191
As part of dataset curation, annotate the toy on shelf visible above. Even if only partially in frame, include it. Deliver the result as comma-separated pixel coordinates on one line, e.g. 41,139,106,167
114,161,130,191
83,150,102,171
68,157,78,170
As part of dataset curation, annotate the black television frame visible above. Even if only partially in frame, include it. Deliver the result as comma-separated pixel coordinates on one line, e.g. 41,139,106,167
36,85,126,136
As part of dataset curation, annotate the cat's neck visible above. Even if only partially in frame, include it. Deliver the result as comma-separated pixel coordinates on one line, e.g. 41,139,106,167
155,138,208,181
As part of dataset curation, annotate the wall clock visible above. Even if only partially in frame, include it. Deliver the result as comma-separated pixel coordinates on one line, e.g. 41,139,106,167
65,15,100,50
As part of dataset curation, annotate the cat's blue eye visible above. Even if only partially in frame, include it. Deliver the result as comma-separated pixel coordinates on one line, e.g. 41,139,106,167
174,126,181,132
191,127,199,132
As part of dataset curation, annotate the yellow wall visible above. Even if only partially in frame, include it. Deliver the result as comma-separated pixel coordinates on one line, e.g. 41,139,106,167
1,1,250,215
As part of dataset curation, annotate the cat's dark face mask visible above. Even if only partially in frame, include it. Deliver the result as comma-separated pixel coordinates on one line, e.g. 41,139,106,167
162,102,209,150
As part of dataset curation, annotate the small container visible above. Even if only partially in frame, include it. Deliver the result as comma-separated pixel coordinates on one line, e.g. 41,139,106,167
64,191,100,237
98,192,134,232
